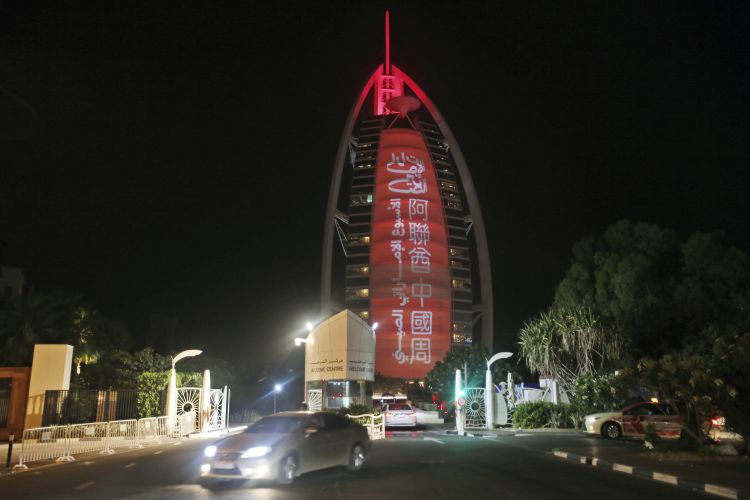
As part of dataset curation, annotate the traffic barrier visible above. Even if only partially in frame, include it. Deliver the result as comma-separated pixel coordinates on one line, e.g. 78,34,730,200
138,416,172,445
348,413,386,440
177,411,196,436
14,425,73,469
66,422,109,457
107,419,139,451
13,415,186,470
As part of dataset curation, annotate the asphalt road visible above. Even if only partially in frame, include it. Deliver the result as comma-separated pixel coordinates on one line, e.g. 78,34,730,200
0,431,713,499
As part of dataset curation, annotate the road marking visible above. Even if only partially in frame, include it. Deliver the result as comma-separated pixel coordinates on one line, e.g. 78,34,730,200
153,450,163,455
423,437,445,445
653,472,678,485
613,463,633,474
75,481,95,490
173,441,182,446
515,433,533,437
82,461,94,465
123,462,137,469
553,451,568,459
591,458,600,466
705,484,738,499
580,457,587,464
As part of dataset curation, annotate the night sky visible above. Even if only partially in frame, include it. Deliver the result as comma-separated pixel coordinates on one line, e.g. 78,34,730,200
2,2,749,375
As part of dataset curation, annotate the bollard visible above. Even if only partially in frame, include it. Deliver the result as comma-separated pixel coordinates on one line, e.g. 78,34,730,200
5,433,13,469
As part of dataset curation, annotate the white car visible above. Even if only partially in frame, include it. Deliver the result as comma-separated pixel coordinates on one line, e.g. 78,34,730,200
384,403,417,429
584,402,683,439
200,412,370,487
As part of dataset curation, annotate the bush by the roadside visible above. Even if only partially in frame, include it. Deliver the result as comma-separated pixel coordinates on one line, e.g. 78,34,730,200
337,403,379,416
513,401,581,429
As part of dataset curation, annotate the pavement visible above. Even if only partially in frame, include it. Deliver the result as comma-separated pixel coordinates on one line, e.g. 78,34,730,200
444,426,750,498
1,424,748,498
0,426,716,499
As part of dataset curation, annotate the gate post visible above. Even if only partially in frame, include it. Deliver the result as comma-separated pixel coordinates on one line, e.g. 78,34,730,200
485,369,494,430
222,386,228,429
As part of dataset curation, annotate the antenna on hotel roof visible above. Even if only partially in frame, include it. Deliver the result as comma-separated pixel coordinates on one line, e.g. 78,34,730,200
385,10,391,75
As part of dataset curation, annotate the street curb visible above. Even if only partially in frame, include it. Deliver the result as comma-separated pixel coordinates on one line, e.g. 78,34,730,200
551,449,746,500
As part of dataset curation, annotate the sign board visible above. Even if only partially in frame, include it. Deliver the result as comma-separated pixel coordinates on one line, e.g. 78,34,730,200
304,310,375,382
370,128,452,378
457,398,466,407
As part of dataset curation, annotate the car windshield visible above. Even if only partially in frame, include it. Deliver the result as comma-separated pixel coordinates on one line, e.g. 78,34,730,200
389,403,412,411
245,416,306,434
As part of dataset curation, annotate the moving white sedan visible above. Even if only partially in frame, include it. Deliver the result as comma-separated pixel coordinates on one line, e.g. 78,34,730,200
384,403,417,429
584,402,683,439
200,411,370,486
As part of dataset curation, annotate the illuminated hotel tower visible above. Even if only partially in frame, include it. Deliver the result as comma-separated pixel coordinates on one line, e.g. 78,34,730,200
321,13,493,379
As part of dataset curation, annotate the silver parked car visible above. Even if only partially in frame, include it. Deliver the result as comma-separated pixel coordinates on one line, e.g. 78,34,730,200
200,411,371,486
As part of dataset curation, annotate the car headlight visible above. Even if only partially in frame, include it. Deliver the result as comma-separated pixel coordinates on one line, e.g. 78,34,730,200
241,446,272,458
204,445,217,458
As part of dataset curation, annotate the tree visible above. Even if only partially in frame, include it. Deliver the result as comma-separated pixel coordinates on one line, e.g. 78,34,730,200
553,220,750,358
518,306,626,392
425,345,518,403
618,329,750,447
0,292,71,366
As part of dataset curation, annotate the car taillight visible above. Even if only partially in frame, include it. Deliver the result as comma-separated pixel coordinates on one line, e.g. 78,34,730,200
711,417,725,427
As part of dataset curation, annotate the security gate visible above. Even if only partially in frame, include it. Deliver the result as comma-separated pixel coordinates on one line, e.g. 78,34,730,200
208,388,227,430
177,388,201,431
464,387,486,429
307,390,322,411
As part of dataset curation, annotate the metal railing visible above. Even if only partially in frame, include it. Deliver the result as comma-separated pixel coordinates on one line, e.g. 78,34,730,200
13,415,184,470
42,389,144,426
348,413,386,440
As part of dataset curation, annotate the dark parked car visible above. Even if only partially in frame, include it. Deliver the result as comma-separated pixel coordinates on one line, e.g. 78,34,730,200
200,411,371,486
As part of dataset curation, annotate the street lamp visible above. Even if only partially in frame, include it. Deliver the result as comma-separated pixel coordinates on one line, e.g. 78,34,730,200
166,349,203,425
485,352,513,430
274,383,283,413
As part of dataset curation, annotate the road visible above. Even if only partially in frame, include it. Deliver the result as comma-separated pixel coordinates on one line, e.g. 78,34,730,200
0,430,712,499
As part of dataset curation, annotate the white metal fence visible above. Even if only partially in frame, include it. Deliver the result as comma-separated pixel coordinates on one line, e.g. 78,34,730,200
14,414,184,470
348,413,386,440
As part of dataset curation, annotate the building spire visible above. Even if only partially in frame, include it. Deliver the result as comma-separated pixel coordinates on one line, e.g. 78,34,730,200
385,10,391,75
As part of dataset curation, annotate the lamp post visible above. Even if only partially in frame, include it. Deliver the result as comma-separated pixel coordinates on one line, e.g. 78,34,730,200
485,352,513,430
274,383,283,414
166,349,202,427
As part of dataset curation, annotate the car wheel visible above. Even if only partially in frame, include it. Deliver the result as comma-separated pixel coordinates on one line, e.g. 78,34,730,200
277,454,298,485
602,422,622,439
347,443,366,471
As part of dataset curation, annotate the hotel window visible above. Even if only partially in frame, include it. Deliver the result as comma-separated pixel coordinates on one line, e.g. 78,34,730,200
450,259,466,269
449,248,467,258
452,279,468,289
440,181,458,192
350,194,372,206
452,334,472,345
350,265,369,275
446,200,462,210
357,310,370,320
452,323,470,333
347,288,370,299
349,235,371,246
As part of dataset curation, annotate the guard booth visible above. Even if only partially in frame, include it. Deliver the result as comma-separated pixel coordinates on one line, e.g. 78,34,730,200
302,310,375,411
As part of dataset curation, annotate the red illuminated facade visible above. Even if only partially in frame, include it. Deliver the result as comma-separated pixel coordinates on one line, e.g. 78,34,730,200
321,13,493,379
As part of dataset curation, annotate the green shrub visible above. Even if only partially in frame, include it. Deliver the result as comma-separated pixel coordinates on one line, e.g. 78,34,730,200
513,401,578,429
338,403,377,416
644,423,659,445
571,373,623,416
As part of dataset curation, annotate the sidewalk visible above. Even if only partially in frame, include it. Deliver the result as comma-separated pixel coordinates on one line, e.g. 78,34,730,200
554,440,750,497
